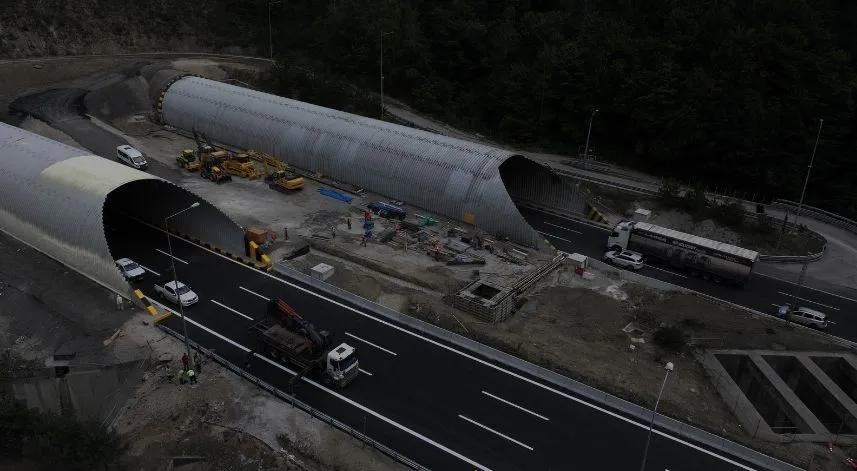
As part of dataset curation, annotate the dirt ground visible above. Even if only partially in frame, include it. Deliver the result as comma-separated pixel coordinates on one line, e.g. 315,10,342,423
284,239,854,469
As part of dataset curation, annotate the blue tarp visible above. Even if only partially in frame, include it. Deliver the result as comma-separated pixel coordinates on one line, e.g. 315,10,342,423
318,188,353,203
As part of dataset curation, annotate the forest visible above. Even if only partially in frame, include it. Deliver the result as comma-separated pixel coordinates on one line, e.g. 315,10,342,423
264,0,857,218
3,0,855,217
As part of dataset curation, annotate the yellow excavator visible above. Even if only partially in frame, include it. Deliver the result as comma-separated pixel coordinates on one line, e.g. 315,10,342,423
245,149,305,192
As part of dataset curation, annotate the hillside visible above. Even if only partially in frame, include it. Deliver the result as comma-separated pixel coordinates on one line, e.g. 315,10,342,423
3,0,857,218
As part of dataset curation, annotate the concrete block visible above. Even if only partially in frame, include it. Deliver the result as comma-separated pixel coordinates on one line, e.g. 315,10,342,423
310,263,334,281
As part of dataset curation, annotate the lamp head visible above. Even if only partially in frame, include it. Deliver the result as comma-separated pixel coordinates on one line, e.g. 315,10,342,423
190,202,201,208
665,362,675,372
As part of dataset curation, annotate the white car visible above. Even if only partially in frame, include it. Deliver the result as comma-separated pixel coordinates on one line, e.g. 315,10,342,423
603,250,645,270
116,258,146,281
116,145,149,170
153,280,199,307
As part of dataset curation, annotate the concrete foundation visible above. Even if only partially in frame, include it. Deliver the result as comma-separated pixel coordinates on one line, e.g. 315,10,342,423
700,350,857,444
444,280,516,323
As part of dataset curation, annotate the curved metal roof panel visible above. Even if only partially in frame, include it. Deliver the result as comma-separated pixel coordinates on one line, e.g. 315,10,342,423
160,76,544,245
0,122,245,298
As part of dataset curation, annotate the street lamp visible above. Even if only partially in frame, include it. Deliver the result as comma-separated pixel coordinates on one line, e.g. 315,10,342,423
164,202,200,360
267,1,283,60
639,361,674,471
583,108,599,168
795,118,824,226
379,31,394,119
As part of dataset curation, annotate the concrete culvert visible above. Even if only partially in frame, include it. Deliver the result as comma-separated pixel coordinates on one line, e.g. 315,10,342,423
0,122,243,302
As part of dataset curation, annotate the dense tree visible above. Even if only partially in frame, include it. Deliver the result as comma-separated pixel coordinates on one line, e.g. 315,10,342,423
267,0,857,217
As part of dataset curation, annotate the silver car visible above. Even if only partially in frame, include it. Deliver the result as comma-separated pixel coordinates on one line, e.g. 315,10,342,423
116,257,146,281
777,304,829,329
603,250,645,270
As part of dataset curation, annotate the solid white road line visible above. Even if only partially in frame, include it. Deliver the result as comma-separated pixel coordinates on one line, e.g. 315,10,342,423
211,299,255,320
146,298,491,471
526,209,612,232
239,286,271,302
345,332,398,356
156,248,189,265
138,264,161,276
537,231,574,243
458,415,534,451
755,272,857,304
643,264,687,278
542,221,582,234
775,291,840,311
131,215,764,471
359,368,373,377
481,391,549,421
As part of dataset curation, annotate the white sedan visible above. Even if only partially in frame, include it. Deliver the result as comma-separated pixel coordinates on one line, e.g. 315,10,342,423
116,258,146,281
603,250,645,270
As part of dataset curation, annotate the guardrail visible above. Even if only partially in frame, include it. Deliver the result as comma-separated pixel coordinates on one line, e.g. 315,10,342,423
270,263,803,471
772,199,857,235
154,323,430,471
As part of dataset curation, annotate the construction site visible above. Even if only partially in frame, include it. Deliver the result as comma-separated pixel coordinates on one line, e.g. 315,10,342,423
2,55,857,470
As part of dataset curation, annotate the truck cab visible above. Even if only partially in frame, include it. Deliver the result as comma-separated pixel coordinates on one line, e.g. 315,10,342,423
325,343,360,388
607,220,634,251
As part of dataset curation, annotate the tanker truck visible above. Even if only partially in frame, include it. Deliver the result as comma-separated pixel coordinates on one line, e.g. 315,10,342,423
606,220,759,286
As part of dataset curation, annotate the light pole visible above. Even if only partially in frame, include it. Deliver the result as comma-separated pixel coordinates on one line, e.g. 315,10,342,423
164,202,200,360
267,1,283,60
639,361,674,471
794,118,824,226
379,31,394,119
583,108,599,167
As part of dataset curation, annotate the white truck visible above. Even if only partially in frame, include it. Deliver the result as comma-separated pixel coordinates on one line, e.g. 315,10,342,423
153,279,200,307
606,220,759,286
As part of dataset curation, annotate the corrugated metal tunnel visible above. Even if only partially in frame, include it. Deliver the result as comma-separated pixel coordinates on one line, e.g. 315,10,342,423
157,76,587,247
0,122,244,299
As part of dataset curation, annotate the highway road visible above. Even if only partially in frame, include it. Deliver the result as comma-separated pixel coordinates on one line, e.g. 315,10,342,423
519,207,857,343
103,210,791,471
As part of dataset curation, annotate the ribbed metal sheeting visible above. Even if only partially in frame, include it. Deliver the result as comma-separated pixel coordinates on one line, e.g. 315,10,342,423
0,122,244,299
160,76,548,246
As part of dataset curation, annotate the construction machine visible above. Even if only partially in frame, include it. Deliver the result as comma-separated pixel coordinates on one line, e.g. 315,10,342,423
176,149,201,171
199,154,231,183
249,298,359,390
222,152,263,179
244,149,305,192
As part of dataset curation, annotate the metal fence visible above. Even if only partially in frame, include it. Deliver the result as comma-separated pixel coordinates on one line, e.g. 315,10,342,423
773,199,857,235
154,323,430,471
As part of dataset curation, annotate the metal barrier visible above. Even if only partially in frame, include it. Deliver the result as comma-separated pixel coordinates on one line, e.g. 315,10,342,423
154,323,430,471
772,199,857,235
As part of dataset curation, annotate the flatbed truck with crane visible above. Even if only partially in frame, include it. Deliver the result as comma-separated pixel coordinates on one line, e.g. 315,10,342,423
249,298,359,390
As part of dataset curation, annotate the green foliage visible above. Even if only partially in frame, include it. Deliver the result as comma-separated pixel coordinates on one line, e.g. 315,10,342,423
264,0,857,220
653,326,686,353
0,394,122,469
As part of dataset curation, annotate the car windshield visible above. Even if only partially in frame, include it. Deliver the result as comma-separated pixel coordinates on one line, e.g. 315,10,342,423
124,262,140,270
332,354,358,371
131,156,145,164
175,285,191,295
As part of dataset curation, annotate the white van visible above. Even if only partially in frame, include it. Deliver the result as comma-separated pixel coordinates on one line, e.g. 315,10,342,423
116,145,149,170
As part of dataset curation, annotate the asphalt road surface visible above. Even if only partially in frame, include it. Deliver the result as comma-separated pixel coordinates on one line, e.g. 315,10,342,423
519,207,857,344
105,212,784,471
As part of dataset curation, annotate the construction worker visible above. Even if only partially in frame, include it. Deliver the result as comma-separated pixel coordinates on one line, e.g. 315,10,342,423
360,235,367,247
347,218,352,230
193,352,202,374
331,227,336,239
181,352,190,372
187,369,197,385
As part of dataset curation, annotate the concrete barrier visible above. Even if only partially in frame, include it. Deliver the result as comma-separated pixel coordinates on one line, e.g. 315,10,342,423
271,262,802,471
